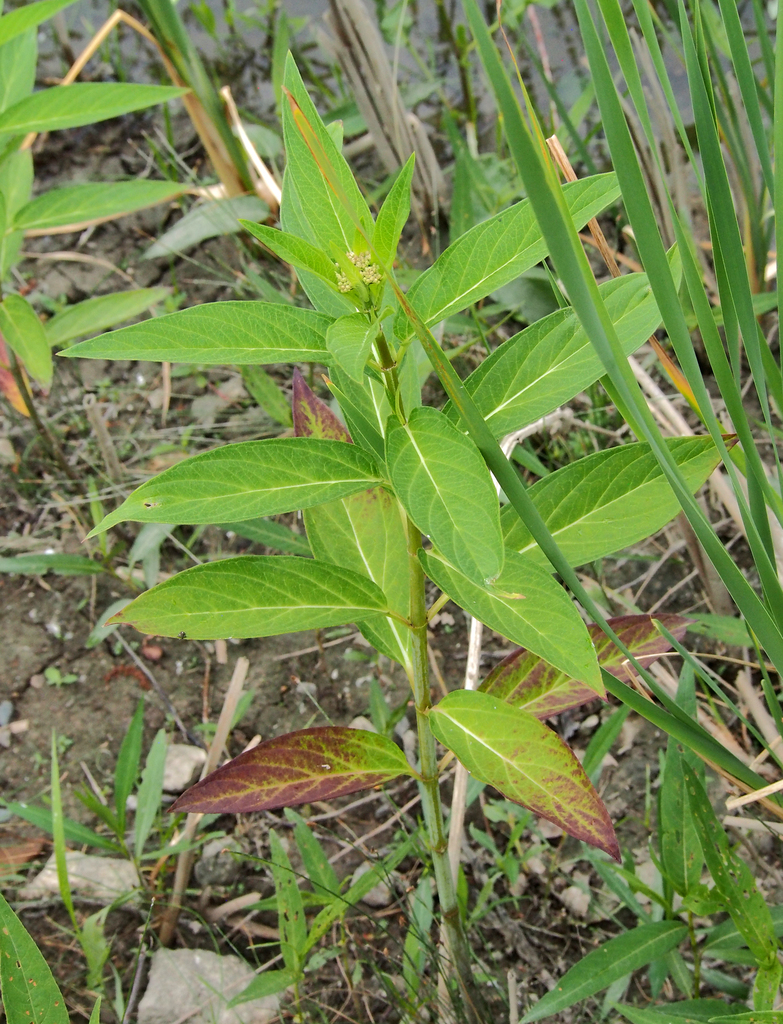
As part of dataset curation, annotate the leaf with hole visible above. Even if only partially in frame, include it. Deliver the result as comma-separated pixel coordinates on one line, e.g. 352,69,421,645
394,173,620,342
388,406,503,585
501,437,723,567
14,181,188,233
683,765,778,970
172,726,415,813
0,82,188,134
89,438,382,535
420,548,602,692
109,556,389,639
60,302,331,365
44,288,169,347
480,614,688,717
0,891,69,1024
429,690,618,857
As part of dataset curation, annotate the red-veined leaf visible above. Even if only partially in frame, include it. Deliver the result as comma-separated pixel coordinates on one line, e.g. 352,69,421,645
172,727,416,813
481,613,689,717
429,690,619,858
292,367,352,441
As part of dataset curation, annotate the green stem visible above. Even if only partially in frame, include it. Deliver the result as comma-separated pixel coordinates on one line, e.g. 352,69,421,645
406,515,485,1022
688,911,701,998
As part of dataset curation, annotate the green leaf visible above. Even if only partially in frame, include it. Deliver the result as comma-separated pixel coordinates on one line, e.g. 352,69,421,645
60,302,331,364
114,700,145,838
326,366,388,463
326,312,378,382
704,907,783,954
0,891,69,1024
430,690,618,857
85,598,132,648
520,921,688,1022
2,802,119,851
44,289,169,347
285,808,340,900
0,553,104,576
134,729,167,858
683,765,778,967
88,997,102,1024
267,829,306,976
0,152,32,277
145,195,269,258
420,548,602,691
660,741,704,897
172,726,414,813
90,438,382,535
293,371,411,669
754,963,783,1012
304,835,416,952
110,555,389,639
228,968,298,1008
0,28,36,152
0,0,75,46
280,53,372,254
242,220,343,288
14,181,188,233
617,1004,726,1024
501,437,722,568
710,1014,783,1024
447,263,677,438
225,518,311,556
394,173,620,342
372,154,415,266
480,613,688,718
241,366,293,428
387,406,503,585
304,487,413,673
687,614,750,647
0,293,51,388
0,83,189,134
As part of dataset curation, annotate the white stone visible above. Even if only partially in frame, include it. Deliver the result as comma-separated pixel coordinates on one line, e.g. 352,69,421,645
347,716,376,732
137,948,279,1024
558,884,590,917
163,744,207,793
21,852,140,903
350,860,393,907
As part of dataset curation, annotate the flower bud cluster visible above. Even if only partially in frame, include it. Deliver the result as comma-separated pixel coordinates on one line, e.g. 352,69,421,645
334,250,383,291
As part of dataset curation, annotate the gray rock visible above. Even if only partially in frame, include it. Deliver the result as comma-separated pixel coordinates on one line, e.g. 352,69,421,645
195,838,243,887
21,852,140,903
350,860,393,907
163,744,207,793
137,948,279,1024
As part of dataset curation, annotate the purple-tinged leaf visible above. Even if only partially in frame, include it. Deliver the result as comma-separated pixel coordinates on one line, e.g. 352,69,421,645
481,614,689,718
430,690,619,859
293,368,351,441
172,727,415,813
